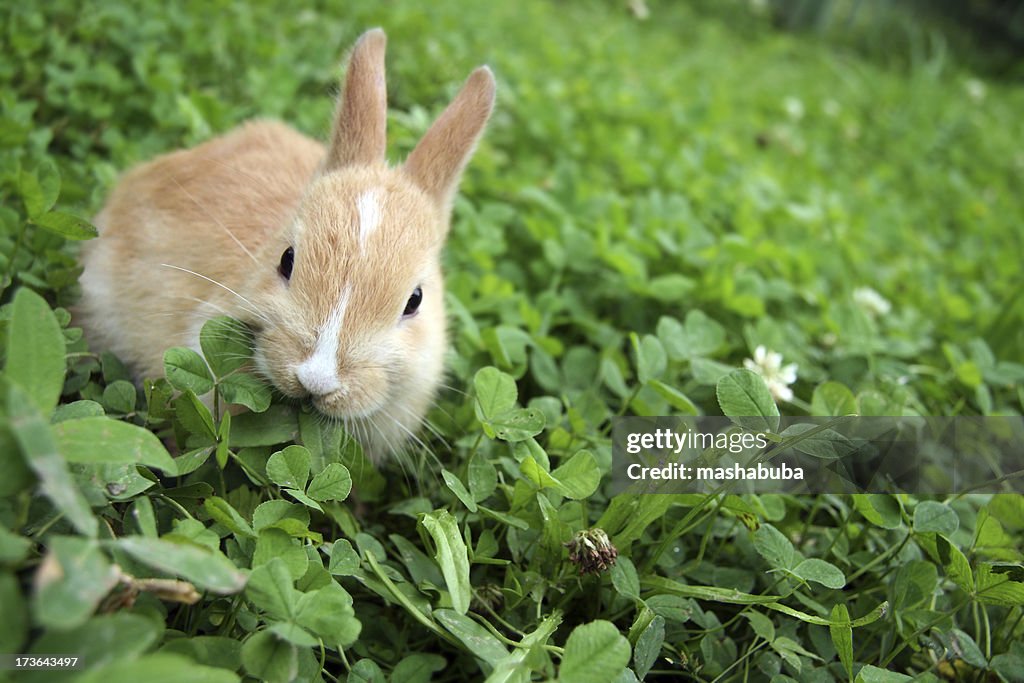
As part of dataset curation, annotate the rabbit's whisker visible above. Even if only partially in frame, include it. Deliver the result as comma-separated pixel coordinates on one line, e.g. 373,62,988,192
175,295,234,318
436,382,469,398
197,155,279,194
159,263,272,325
169,176,261,267
391,400,450,450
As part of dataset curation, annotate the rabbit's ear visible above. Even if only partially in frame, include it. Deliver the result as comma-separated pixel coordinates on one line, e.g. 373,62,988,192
324,28,388,171
404,66,496,214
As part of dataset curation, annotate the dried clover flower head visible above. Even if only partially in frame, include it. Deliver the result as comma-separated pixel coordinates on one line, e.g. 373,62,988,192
565,528,618,575
471,583,504,612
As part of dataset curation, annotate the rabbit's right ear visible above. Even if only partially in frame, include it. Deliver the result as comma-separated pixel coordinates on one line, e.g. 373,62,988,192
403,66,496,216
324,28,388,171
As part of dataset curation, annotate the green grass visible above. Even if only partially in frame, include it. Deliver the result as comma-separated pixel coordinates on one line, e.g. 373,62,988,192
1,1,1023,681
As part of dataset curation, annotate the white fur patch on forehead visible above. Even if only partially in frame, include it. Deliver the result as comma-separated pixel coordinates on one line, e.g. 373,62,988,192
295,285,351,396
357,189,383,252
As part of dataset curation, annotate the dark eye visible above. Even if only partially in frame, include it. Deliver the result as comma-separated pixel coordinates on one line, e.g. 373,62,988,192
403,286,422,317
279,247,294,280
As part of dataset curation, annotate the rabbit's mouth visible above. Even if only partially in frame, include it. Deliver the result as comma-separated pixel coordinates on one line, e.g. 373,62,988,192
309,389,387,422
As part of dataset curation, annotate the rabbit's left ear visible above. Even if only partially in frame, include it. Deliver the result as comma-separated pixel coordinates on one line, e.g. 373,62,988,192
404,66,496,214
324,28,388,171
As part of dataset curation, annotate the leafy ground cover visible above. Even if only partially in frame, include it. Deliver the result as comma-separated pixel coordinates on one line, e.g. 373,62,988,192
1,1,1023,681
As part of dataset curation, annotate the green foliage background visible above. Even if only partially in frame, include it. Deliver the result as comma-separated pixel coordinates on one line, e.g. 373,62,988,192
1,1,1023,682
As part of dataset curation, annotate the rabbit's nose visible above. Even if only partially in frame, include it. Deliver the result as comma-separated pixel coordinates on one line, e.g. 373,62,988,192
295,363,343,397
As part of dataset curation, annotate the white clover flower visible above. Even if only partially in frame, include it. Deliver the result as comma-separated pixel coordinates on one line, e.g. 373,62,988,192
965,78,986,102
853,286,892,317
783,97,805,121
744,345,798,402
627,0,649,20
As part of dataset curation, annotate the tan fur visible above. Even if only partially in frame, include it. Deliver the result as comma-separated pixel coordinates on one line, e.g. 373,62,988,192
325,29,388,171
76,29,496,459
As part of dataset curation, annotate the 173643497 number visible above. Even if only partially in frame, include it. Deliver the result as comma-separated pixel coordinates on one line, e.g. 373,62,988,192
6,656,81,670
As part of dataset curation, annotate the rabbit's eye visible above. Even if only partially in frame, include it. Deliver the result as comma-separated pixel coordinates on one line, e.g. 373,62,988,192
279,247,294,281
403,286,422,318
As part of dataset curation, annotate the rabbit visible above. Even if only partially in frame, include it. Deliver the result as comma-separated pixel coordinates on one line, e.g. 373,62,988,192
75,29,496,460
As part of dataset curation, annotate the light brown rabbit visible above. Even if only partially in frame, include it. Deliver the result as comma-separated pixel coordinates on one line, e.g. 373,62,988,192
76,29,496,459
